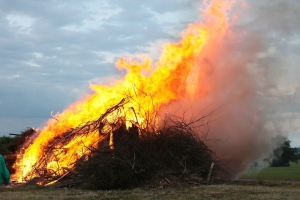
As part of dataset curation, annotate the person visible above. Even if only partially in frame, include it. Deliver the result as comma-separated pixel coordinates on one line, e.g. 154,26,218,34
0,155,10,186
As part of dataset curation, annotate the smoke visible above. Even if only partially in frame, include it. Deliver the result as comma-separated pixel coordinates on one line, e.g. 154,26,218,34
160,0,300,177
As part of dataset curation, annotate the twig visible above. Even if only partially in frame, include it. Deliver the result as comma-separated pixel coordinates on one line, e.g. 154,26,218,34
165,177,171,185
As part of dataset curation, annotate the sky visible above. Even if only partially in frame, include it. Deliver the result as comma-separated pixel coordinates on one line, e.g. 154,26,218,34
0,0,300,147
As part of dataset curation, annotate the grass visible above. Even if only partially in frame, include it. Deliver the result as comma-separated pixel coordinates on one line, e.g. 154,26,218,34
239,162,300,181
2,163,300,199
1,182,300,200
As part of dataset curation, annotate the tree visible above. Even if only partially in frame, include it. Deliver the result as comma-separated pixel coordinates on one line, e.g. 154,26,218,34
269,136,299,167
297,148,300,159
0,136,17,156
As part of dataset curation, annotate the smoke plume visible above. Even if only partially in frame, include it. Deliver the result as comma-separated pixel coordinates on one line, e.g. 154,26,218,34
160,0,300,177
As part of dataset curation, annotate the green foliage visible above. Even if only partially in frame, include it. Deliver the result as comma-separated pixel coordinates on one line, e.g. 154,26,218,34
0,135,18,156
0,128,36,174
296,148,300,160
270,136,299,167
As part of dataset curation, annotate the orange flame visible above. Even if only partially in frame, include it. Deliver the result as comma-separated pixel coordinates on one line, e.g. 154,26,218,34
12,0,236,182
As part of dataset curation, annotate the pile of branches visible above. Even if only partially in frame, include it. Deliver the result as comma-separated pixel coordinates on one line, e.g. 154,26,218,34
74,100,220,189
77,119,216,190
12,98,223,189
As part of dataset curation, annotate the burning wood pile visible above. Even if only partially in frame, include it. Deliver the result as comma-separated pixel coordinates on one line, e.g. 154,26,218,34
8,98,223,189
1,0,260,189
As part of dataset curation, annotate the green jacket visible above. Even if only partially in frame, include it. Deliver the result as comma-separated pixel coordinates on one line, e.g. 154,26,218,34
0,155,10,185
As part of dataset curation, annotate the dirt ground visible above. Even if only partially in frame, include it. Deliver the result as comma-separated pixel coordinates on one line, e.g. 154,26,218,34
1,180,300,200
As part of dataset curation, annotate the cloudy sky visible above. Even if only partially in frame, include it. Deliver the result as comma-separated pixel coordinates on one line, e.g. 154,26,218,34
1,0,300,146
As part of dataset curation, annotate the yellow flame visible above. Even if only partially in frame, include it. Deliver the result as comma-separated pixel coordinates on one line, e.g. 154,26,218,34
12,0,235,182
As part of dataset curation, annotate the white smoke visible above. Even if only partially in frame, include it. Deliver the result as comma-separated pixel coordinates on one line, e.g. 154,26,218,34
160,0,300,177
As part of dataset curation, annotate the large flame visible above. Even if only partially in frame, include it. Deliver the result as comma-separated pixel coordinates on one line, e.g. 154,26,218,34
12,0,237,182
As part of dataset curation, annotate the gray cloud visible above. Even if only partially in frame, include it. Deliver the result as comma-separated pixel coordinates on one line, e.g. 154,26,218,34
0,0,197,136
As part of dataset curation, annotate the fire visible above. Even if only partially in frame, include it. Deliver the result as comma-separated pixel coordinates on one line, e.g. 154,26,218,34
12,0,236,182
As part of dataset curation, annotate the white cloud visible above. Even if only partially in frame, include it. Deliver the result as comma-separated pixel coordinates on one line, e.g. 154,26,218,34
5,14,35,34
61,2,122,32
23,60,41,68
264,82,300,97
289,38,300,45
32,52,43,58
2,74,22,80
256,47,277,59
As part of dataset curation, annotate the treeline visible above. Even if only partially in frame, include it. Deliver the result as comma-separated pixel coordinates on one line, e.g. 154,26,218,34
0,135,19,156
267,136,300,167
0,128,36,157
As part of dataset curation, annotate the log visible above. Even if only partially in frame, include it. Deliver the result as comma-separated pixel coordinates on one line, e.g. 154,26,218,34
164,177,172,184
9,133,21,136
206,162,214,184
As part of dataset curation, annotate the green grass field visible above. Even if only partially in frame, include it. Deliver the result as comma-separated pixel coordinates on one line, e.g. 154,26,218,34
1,163,300,199
239,162,300,181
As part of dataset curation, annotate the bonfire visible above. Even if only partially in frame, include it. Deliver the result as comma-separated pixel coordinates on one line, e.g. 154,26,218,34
7,0,240,189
